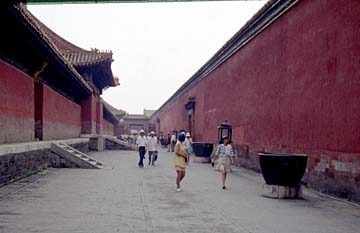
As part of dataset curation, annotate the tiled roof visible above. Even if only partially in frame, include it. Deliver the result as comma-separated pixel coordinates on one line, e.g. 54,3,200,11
124,114,149,120
101,100,126,117
37,22,114,67
63,50,113,67
15,4,93,92
23,5,118,87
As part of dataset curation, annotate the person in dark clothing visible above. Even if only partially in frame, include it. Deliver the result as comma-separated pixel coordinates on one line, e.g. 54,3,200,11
136,129,147,167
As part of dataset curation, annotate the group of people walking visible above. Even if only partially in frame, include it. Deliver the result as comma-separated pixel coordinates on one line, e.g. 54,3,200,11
136,129,235,192
135,130,158,167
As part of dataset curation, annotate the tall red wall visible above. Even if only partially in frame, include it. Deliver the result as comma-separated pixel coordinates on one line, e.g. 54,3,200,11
103,119,114,136
0,60,34,144
37,84,81,140
153,0,360,201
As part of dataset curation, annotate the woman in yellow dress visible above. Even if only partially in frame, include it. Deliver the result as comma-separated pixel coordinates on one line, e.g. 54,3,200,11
173,132,187,192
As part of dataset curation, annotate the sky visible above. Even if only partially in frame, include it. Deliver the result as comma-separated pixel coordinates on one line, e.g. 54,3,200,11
28,1,265,114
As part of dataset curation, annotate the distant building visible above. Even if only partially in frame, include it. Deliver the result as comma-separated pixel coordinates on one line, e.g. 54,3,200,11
120,109,156,135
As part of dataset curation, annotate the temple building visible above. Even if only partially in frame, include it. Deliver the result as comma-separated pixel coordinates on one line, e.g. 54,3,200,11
0,3,126,186
0,4,119,144
150,0,360,202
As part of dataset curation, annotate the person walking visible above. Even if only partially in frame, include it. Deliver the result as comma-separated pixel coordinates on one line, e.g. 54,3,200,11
136,129,147,168
173,132,187,192
184,132,193,164
215,136,235,190
147,131,158,166
167,133,171,152
170,133,177,152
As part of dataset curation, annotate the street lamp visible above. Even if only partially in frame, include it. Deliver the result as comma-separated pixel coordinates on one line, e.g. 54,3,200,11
217,120,232,142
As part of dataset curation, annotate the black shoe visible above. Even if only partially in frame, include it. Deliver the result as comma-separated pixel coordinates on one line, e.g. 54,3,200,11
222,186,226,190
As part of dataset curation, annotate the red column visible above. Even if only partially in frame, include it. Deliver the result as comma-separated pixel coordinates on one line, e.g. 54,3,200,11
96,99,103,135
81,95,97,134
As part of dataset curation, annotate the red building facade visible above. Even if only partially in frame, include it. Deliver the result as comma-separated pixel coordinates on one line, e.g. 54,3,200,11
0,4,119,144
0,60,35,143
151,0,360,201
35,83,82,140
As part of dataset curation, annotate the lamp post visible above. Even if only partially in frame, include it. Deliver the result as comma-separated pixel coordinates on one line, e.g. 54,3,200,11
217,120,232,143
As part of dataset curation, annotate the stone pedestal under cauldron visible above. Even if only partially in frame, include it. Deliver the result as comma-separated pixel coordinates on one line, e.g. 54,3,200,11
192,142,213,163
258,152,308,199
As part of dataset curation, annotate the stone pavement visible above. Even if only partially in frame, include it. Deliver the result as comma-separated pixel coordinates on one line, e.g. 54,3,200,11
0,149,359,233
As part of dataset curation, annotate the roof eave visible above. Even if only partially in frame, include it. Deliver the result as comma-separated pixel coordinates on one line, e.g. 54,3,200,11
103,104,119,125
14,4,93,95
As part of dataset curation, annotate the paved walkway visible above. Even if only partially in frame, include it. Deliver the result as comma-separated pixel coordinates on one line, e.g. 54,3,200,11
0,149,359,233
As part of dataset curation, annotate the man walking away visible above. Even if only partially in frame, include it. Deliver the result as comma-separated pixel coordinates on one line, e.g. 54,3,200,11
147,131,158,165
167,133,171,152
136,130,147,168
171,133,177,152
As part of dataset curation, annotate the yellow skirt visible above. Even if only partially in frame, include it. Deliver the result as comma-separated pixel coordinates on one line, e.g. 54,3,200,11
173,155,186,171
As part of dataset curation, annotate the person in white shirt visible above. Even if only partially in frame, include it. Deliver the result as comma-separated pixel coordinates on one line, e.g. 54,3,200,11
170,133,177,152
136,129,147,168
184,132,193,164
147,131,158,166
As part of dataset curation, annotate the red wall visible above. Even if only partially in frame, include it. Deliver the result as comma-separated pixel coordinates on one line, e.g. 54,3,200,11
96,100,103,135
103,119,114,136
153,0,360,201
0,60,34,144
155,97,192,139
81,95,97,134
37,84,81,140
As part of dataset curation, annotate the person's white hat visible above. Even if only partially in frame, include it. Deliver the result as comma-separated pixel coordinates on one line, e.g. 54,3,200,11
140,129,145,133
150,131,155,135
186,132,191,137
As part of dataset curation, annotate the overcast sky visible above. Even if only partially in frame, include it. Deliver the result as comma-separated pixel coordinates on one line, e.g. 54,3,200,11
28,1,265,114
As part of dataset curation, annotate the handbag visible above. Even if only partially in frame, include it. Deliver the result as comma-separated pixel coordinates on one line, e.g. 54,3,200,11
186,147,193,155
